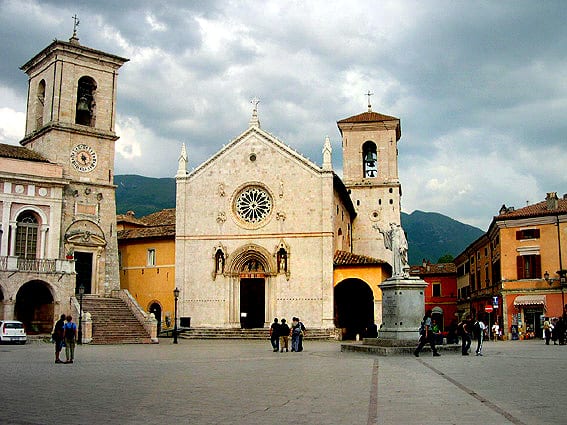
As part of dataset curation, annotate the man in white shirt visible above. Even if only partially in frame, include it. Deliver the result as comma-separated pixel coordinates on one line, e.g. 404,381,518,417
475,316,487,356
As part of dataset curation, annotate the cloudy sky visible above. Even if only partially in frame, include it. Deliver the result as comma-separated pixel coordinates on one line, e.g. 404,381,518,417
1,0,566,229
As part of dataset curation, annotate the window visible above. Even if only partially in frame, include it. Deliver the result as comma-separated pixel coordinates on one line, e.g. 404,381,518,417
35,80,45,130
470,273,476,291
432,282,441,297
75,76,97,126
15,211,39,259
516,229,540,240
147,249,156,267
362,141,378,178
516,255,541,279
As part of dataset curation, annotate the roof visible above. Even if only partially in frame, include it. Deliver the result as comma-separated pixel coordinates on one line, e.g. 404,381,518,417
140,208,176,226
116,212,146,227
0,143,49,163
409,263,456,276
337,111,399,124
496,199,567,220
333,250,387,266
117,225,175,240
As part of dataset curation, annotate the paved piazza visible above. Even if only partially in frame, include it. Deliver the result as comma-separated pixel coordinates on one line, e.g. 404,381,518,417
0,339,564,424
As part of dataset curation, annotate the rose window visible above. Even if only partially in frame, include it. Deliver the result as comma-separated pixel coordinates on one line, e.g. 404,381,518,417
235,186,272,223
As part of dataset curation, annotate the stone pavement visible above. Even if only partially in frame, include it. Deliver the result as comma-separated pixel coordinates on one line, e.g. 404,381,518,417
0,338,564,424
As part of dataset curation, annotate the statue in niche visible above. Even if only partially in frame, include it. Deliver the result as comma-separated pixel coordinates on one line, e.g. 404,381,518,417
277,248,287,273
215,249,225,274
377,223,409,278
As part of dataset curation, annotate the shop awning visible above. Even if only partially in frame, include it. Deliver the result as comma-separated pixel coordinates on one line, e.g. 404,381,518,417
513,295,546,307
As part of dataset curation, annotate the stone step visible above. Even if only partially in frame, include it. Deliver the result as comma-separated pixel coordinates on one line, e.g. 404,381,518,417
177,328,336,340
341,341,462,356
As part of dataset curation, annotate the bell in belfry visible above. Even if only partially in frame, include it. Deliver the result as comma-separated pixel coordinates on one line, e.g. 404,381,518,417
77,95,91,112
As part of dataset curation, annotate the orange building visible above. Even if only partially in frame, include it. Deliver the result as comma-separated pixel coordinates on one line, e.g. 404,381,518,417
117,209,175,332
455,193,567,340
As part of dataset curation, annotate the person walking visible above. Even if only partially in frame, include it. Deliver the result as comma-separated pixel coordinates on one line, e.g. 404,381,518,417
414,310,440,357
63,315,77,364
53,314,66,364
279,318,290,352
297,318,306,352
474,315,486,356
458,315,472,355
269,318,280,352
291,317,302,352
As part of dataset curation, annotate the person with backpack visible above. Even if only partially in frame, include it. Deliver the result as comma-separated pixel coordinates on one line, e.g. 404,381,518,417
63,315,77,364
458,315,472,355
413,309,440,357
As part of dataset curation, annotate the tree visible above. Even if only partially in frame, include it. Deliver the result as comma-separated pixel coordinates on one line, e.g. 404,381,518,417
437,254,454,263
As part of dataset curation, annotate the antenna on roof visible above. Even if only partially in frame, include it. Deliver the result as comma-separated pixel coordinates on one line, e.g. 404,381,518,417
366,90,374,112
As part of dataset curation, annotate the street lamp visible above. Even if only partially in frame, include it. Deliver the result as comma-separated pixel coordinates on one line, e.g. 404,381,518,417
78,284,85,345
173,287,180,344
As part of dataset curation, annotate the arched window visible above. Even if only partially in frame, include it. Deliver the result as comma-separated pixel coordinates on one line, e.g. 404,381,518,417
35,80,46,130
15,211,39,259
75,76,97,127
362,141,377,178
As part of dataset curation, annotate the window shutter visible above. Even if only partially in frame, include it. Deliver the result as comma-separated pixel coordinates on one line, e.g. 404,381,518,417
535,255,542,278
516,256,524,279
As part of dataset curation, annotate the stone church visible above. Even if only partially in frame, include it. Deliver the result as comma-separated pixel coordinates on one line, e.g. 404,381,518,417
175,102,403,335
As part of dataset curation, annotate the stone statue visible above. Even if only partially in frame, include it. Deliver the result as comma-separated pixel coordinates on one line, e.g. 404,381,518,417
378,223,409,278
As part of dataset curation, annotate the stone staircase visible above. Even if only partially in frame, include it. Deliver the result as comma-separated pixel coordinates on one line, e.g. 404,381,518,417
82,295,153,344
178,327,337,340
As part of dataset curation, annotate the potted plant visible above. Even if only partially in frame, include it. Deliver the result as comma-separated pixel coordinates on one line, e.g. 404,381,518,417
66,249,74,260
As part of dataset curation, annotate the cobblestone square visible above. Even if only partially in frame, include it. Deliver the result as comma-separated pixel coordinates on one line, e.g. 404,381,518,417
0,339,564,424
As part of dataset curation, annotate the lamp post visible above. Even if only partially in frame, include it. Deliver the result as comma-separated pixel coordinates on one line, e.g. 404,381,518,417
78,284,85,345
173,287,180,344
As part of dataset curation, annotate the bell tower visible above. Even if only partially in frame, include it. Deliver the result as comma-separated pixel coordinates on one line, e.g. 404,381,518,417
337,100,402,263
19,30,128,294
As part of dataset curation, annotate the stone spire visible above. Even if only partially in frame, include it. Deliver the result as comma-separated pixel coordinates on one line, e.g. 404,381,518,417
322,136,332,171
176,143,189,177
249,97,261,128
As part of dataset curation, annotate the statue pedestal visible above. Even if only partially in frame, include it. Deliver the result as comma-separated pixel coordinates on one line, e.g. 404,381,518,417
378,276,426,340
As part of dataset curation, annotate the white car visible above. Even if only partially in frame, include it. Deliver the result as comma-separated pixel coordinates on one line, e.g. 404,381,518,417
0,320,27,344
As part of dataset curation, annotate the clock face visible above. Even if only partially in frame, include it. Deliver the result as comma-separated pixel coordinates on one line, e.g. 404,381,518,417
70,144,97,172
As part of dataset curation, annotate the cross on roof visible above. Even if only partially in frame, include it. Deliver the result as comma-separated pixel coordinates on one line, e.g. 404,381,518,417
366,90,374,111
72,14,80,37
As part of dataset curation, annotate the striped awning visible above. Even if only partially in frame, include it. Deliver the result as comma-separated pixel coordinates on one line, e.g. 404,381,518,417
513,295,546,307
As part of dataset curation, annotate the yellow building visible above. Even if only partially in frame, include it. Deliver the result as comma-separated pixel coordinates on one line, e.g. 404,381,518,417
456,192,567,340
117,209,175,332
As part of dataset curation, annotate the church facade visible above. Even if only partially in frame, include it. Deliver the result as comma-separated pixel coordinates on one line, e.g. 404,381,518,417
175,105,402,333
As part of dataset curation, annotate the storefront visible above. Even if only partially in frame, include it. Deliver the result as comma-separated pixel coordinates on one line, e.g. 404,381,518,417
512,294,546,339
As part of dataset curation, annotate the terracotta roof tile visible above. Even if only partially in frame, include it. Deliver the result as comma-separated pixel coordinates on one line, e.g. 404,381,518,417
409,263,456,276
337,111,399,124
496,199,567,220
141,208,176,226
333,250,387,266
118,224,175,240
0,143,49,162
116,213,146,226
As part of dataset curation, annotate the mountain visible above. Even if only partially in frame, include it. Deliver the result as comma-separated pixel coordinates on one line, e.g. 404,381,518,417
115,175,176,217
401,210,484,265
115,175,485,264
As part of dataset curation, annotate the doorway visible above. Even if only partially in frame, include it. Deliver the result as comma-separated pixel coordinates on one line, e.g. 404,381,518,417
149,303,162,333
74,252,93,294
240,278,265,328
15,280,54,333
334,279,374,340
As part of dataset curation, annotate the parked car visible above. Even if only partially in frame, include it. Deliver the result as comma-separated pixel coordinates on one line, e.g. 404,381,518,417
0,320,27,344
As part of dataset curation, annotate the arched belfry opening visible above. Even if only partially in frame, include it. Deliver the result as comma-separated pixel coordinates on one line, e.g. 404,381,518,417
362,141,378,178
226,244,275,328
35,79,45,130
334,278,375,340
75,76,97,127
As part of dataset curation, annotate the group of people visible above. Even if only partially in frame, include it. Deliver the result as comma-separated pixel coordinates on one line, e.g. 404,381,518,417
414,310,488,357
543,316,566,345
269,317,306,352
52,314,78,364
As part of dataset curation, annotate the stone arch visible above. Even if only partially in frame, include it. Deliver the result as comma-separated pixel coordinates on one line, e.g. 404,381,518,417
75,75,97,127
12,204,48,225
15,279,55,334
225,243,276,277
334,278,375,340
65,220,106,248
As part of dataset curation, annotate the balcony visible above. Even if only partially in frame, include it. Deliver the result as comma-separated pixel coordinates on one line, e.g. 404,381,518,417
0,256,74,274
